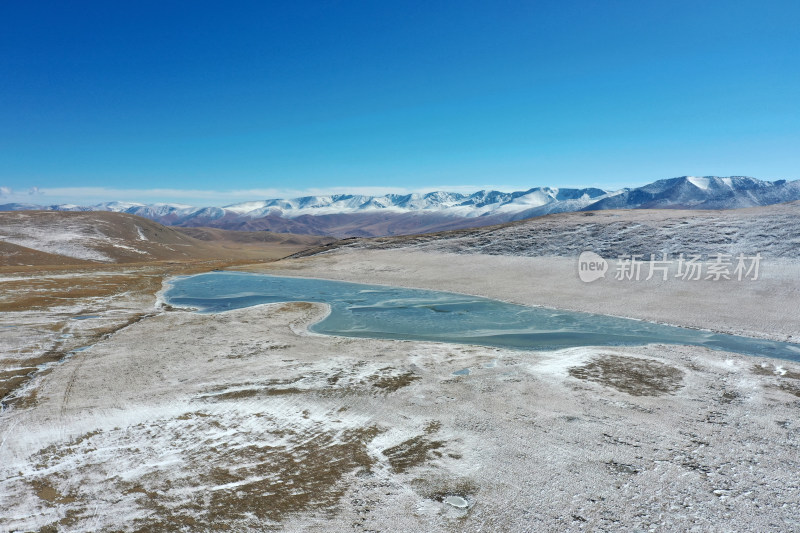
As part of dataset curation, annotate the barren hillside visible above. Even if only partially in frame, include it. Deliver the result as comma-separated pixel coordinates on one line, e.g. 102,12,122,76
173,226,334,247
0,211,333,267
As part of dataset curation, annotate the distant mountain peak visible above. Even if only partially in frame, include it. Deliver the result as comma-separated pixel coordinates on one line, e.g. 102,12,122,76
2,176,797,238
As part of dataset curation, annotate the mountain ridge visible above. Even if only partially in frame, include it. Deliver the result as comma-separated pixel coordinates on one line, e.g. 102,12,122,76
2,176,798,237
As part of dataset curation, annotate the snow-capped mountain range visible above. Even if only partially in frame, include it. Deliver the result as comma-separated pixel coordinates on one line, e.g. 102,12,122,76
3,176,799,237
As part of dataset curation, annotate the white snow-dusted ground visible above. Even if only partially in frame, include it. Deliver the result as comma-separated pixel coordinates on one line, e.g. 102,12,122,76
2,204,799,531
0,268,158,414
0,213,152,262
1,303,798,531
321,203,800,259
1,226,113,261
135,225,148,241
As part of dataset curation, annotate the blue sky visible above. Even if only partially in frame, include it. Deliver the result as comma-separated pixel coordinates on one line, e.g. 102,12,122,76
1,1,799,205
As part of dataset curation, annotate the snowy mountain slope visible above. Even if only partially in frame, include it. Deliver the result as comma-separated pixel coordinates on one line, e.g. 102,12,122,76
2,176,798,237
584,176,799,210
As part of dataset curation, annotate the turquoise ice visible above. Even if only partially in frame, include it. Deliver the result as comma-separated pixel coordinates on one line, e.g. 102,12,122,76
163,272,800,362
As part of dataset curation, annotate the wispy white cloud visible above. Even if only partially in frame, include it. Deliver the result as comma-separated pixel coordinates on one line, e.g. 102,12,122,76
0,186,11,198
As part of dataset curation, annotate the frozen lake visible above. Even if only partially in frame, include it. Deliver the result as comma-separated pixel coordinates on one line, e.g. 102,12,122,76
163,272,800,362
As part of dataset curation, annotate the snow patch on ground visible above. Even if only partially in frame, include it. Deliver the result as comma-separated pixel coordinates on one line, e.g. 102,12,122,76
0,222,113,262
109,242,148,255
2,234,112,262
0,217,153,261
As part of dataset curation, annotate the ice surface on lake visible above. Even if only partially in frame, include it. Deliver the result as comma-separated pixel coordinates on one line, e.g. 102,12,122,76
163,272,800,362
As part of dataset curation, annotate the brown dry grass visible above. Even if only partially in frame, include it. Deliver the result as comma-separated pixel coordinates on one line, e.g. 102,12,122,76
751,363,800,380
0,260,279,407
751,363,800,399
370,369,420,392
382,434,446,473
0,210,334,268
568,354,685,396
1,260,260,312
28,417,386,530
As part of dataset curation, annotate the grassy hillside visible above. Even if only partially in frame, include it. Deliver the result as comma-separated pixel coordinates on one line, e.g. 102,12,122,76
0,211,334,267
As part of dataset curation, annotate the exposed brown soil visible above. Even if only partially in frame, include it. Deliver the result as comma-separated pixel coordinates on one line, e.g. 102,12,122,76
0,241,94,267
383,434,447,473
413,475,479,504
568,354,685,396
775,383,800,398
31,481,78,505
370,369,421,392
752,363,800,380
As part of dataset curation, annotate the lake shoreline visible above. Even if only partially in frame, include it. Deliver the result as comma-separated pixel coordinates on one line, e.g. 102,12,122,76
165,271,800,362
233,249,800,344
